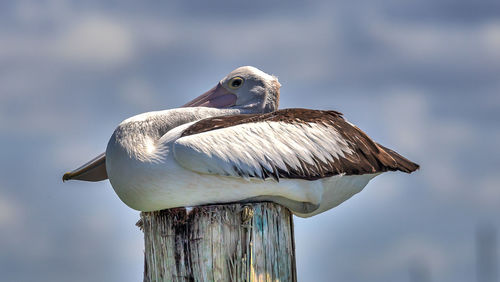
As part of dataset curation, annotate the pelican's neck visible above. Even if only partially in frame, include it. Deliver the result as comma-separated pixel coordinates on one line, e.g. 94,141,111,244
109,107,242,162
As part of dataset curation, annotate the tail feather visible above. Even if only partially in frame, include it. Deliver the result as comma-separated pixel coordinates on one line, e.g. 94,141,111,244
377,143,420,173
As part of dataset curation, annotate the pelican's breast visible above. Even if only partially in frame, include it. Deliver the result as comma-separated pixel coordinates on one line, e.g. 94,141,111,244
105,107,243,211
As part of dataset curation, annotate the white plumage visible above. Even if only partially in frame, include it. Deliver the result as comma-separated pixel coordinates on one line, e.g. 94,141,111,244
174,121,353,180
63,66,419,217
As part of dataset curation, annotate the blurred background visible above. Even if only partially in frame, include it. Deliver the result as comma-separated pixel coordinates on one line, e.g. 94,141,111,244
1,0,499,281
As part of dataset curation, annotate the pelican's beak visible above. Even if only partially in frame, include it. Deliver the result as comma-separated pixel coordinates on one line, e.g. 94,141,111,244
183,83,237,108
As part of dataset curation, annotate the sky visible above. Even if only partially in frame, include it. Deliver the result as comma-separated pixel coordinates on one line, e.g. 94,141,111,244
0,0,499,281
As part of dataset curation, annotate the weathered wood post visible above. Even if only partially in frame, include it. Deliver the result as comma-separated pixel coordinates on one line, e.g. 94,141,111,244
138,202,297,282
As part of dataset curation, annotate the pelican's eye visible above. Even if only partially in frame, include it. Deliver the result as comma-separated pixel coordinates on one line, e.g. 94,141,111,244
228,77,244,89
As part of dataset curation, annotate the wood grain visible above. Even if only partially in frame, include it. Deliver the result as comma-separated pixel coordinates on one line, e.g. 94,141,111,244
140,202,296,282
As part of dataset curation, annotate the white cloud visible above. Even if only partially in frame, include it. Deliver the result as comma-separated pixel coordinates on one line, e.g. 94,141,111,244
0,191,25,229
349,12,500,71
57,16,135,66
0,15,135,68
368,19,456,60
476,175,500,208
480,21,500,62
379,90,429,153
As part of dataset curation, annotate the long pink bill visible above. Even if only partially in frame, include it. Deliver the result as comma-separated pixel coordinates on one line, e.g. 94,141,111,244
183,83,237,108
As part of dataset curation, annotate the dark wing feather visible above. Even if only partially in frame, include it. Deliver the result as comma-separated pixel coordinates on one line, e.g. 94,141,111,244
178,108,419,180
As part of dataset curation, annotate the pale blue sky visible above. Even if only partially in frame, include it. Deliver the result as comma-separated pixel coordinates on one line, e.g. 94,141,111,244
1,0,499,281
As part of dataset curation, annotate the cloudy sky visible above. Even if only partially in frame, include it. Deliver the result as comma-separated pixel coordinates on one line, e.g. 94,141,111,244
1,0,499,281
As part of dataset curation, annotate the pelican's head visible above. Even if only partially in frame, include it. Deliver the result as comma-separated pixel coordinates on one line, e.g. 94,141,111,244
183,66,280,113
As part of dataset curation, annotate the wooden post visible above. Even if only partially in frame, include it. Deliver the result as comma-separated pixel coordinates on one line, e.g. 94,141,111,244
138,202,297,282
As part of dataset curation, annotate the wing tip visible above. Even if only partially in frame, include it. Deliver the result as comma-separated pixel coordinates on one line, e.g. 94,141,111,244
61,153,108,182
377,143,420,174
399,160,420,174
62,172,71,182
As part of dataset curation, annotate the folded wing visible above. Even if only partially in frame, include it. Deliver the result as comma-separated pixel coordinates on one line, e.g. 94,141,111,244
173,109,419,181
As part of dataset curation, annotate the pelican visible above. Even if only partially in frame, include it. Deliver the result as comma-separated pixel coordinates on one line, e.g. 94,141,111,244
63,66,419,217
